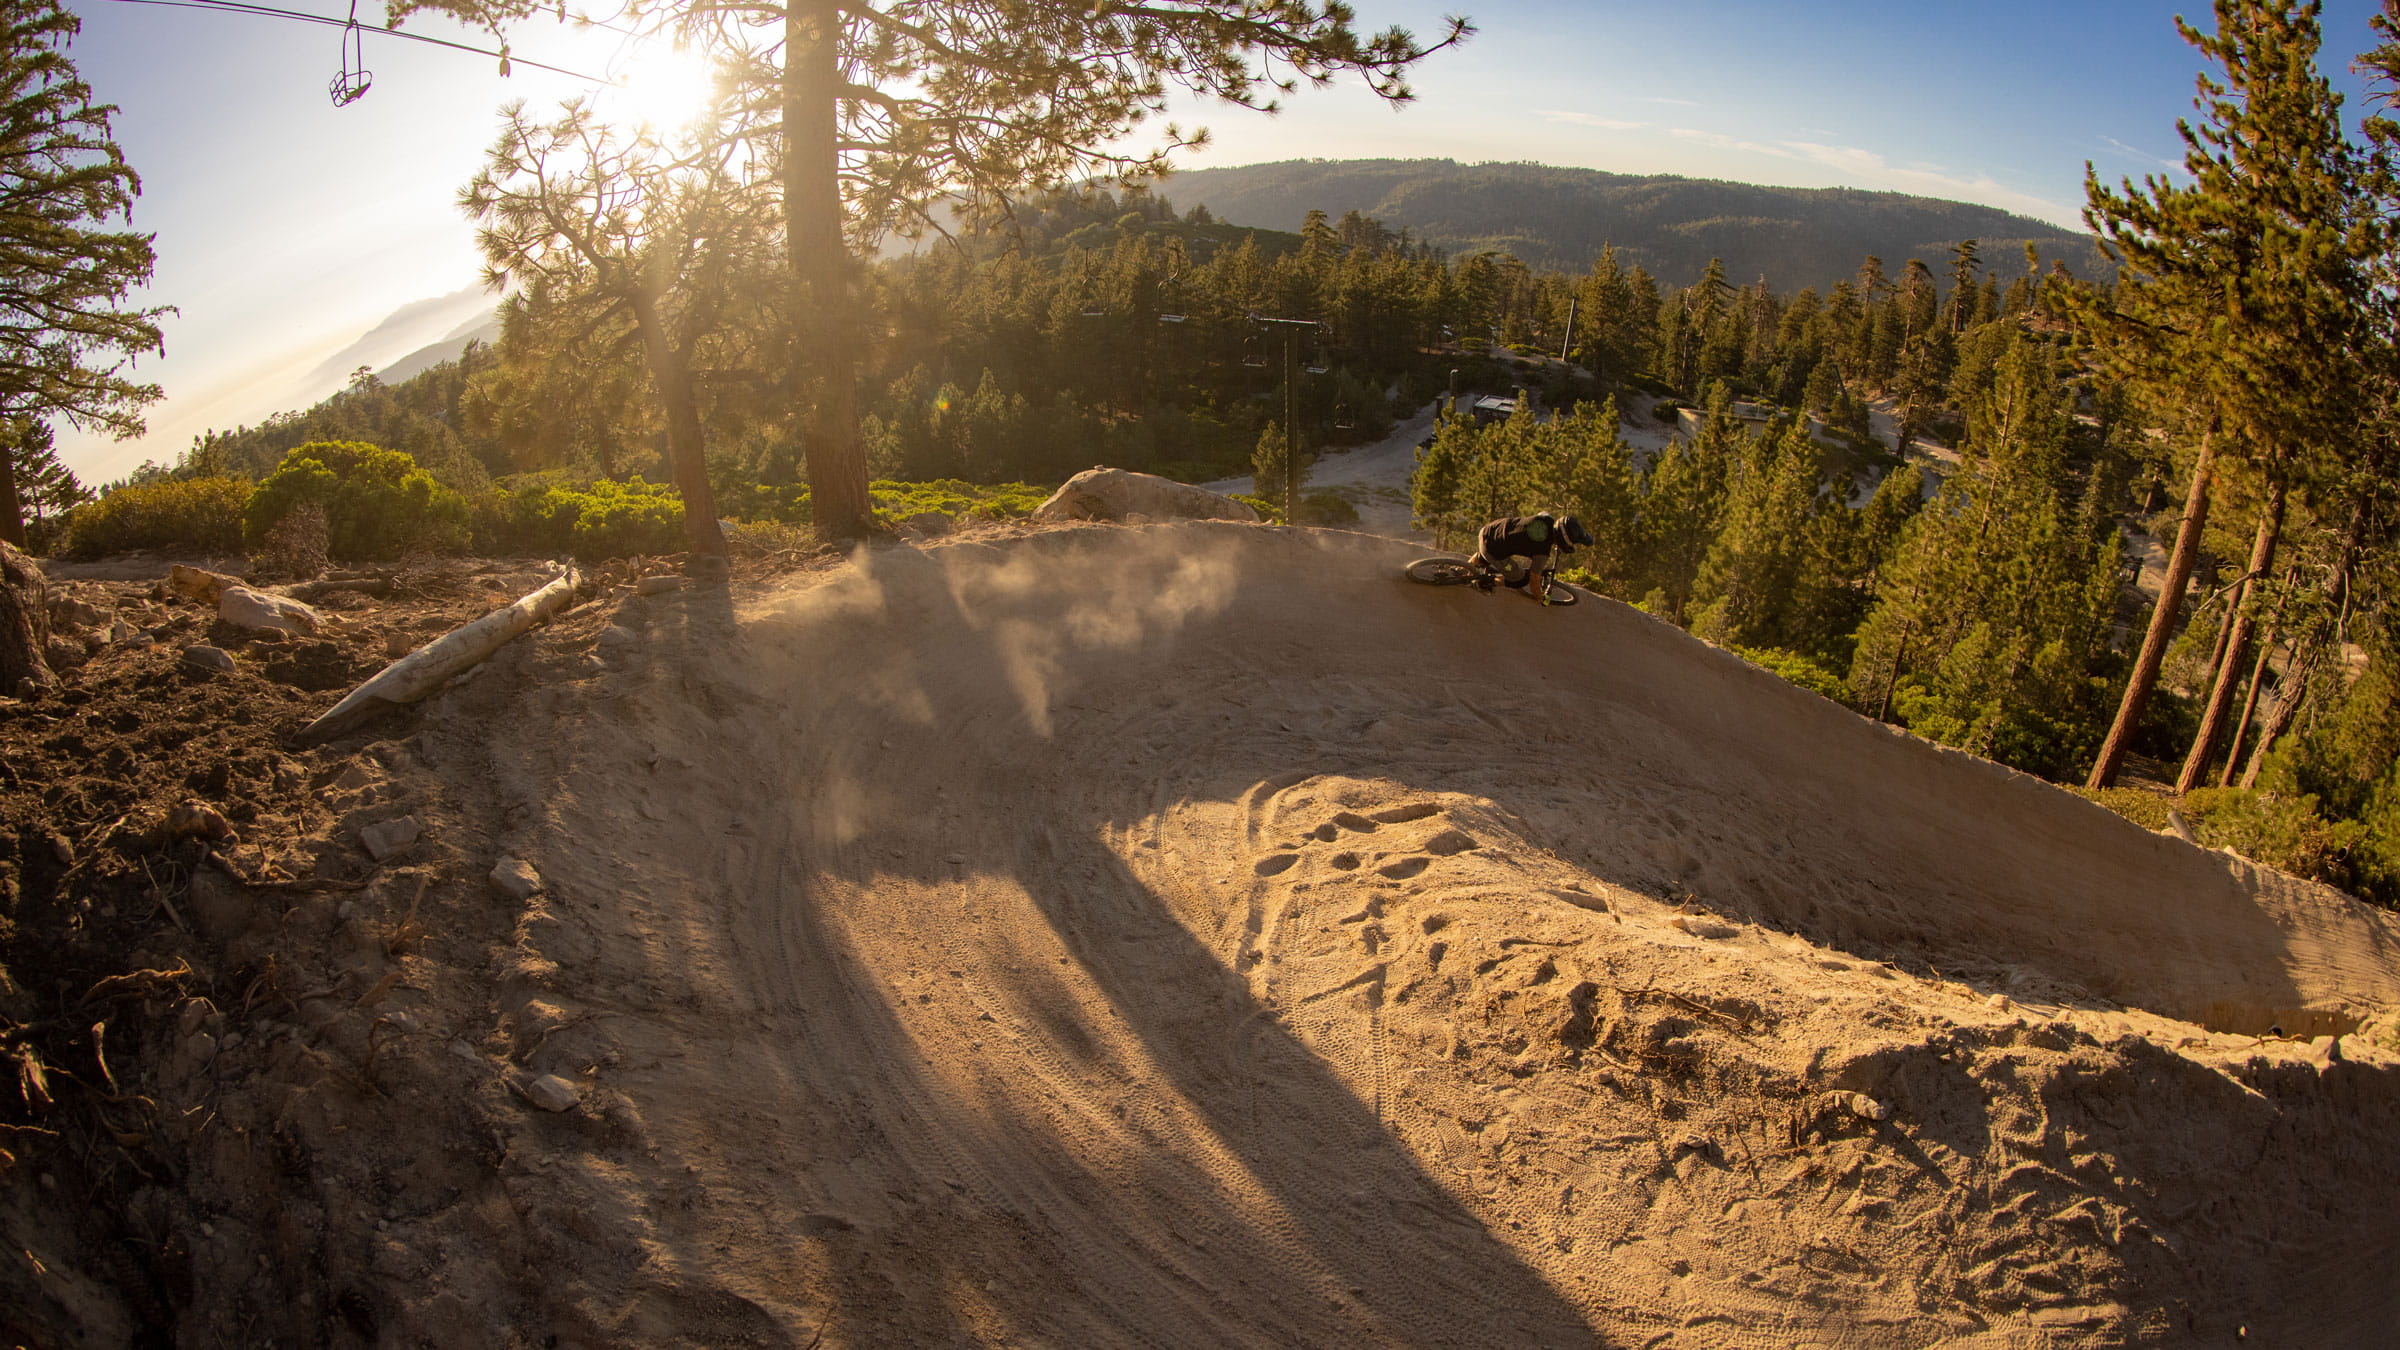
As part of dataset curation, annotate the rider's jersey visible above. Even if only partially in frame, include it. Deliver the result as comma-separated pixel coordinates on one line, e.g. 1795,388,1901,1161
1477,516,1573,564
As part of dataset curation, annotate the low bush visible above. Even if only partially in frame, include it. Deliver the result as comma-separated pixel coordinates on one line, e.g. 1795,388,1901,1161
2069,785,2172,833
2181,786,2364,896
246,441,467,561
1298,488,1358,526
1732,645,1851,704
472,476,687,560
569,480,687,560
871,479,1047,523
63,476,250,558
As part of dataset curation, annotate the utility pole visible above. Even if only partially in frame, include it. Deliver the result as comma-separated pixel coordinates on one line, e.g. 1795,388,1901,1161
1251,315,1321,524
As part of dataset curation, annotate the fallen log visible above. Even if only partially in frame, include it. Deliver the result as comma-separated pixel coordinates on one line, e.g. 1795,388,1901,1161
298,568,579,745
281,575,394,602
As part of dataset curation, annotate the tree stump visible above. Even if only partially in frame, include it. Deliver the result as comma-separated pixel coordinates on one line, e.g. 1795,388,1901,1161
0,539,54,696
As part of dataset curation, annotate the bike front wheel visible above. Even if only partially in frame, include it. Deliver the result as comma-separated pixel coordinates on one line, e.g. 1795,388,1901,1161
1404,556,1481,586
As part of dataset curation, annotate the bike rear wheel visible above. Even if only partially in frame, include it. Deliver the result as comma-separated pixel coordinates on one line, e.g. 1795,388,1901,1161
1404,556,1480,586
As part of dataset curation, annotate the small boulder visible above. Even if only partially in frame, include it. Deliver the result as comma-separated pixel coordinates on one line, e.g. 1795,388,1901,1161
218,586,322,635
164,801,234,843
181,645,237,676
522,1073,581,1113
358,816,422,862
165,564,240,607
634,576,681,596
48,595,110,629
489,857,542,901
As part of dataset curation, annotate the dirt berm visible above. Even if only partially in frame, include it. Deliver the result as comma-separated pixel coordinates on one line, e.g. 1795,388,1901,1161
103,522,2400,1347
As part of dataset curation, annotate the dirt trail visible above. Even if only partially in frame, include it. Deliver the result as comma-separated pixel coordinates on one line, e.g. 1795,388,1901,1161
311,521,2393,1348
60,522,2400,1347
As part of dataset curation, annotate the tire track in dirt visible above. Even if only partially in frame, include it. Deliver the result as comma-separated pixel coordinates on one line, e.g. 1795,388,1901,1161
441,521,2400,1348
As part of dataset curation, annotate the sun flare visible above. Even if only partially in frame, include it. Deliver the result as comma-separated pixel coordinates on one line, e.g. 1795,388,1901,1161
602,41,719,134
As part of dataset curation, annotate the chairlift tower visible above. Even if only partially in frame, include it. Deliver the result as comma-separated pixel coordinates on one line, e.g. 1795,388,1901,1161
1250,315,1323,526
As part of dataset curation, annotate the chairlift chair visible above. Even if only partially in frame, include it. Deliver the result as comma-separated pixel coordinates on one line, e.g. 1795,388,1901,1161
1240,335,1268,368
329,2,372,106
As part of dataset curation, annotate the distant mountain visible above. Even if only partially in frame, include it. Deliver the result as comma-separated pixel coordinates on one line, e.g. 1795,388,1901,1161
377,309,504,386
1156,159,2107,292
301,285,500,395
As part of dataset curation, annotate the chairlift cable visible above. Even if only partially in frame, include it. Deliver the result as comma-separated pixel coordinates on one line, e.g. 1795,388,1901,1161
86,0,608,84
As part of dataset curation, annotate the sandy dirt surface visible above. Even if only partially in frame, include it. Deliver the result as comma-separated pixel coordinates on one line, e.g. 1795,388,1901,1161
9,523,2400,1347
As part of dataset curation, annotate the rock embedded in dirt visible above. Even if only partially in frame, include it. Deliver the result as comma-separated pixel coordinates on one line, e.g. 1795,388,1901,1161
1828,1090,1891,1122
358,816,423,862
490,857,542,901
1668,914,1738,939
218,586,322,636
180,645,236,675
522,1073,581,1113
164,801,234,843
634,576,681,596
49,595,110,629
164,564,240,606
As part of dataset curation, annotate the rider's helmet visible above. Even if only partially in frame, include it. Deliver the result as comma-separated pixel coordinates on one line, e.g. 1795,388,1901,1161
1560,514,1594,548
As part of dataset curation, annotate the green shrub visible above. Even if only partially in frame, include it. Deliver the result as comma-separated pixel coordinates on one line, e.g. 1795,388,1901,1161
2069,785,2173,832
64,476,250,558
245,441,467,561
870,479,1046,523
568,479,686,560
2181,787,2363,889
472,475,586,557
719,481,812,526
1732,645,1851,704
717,478,1049,530
470,475,688,560
1298,488,1358,526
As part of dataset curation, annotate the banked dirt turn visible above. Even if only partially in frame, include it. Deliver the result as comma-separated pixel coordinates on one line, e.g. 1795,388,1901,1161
211,522,2400,1347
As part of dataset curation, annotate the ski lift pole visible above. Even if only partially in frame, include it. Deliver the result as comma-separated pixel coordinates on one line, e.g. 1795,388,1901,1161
1251,315,1320,525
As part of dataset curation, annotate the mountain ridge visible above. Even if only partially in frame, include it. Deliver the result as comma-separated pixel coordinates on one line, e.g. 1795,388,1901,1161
1154,158,2107,291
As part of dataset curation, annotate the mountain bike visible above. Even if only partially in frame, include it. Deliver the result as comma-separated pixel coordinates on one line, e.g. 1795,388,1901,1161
1402,549,1579,606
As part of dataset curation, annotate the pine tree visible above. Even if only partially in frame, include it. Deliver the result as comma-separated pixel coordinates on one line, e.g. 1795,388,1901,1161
2076,0,2378,788
462,101,778,558
0,1,166,548
401,1,1467,540
1,418,84,534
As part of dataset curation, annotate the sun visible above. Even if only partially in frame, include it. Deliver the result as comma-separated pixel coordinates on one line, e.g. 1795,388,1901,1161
602,41,721,135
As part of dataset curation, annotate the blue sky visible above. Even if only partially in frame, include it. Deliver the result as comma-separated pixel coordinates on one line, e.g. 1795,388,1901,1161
49,0,2393,483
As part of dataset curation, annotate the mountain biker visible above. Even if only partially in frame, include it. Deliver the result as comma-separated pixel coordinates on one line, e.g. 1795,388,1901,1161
1473,511,1594,603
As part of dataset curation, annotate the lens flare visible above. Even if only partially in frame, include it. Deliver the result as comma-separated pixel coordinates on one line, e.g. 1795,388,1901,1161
603,42,719,134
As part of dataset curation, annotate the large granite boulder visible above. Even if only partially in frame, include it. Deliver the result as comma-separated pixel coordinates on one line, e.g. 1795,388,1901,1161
1031,468,1260,525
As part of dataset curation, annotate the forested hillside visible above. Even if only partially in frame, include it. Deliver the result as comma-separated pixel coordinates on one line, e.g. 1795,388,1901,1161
40,3,2400,910
1161,158,2110,289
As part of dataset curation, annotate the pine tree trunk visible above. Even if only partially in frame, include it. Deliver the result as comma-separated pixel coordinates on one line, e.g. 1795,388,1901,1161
2239,646,2313,789
1,539,52,695
2087,423,2216,789
786,2,874,542
2177,480,2284,795
0,448,26,551
2238,495,2368,788
2217,627,2276,787
630,288,727,559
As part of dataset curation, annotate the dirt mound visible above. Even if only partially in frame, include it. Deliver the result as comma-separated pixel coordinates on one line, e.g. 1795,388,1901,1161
10,524,2399,1347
